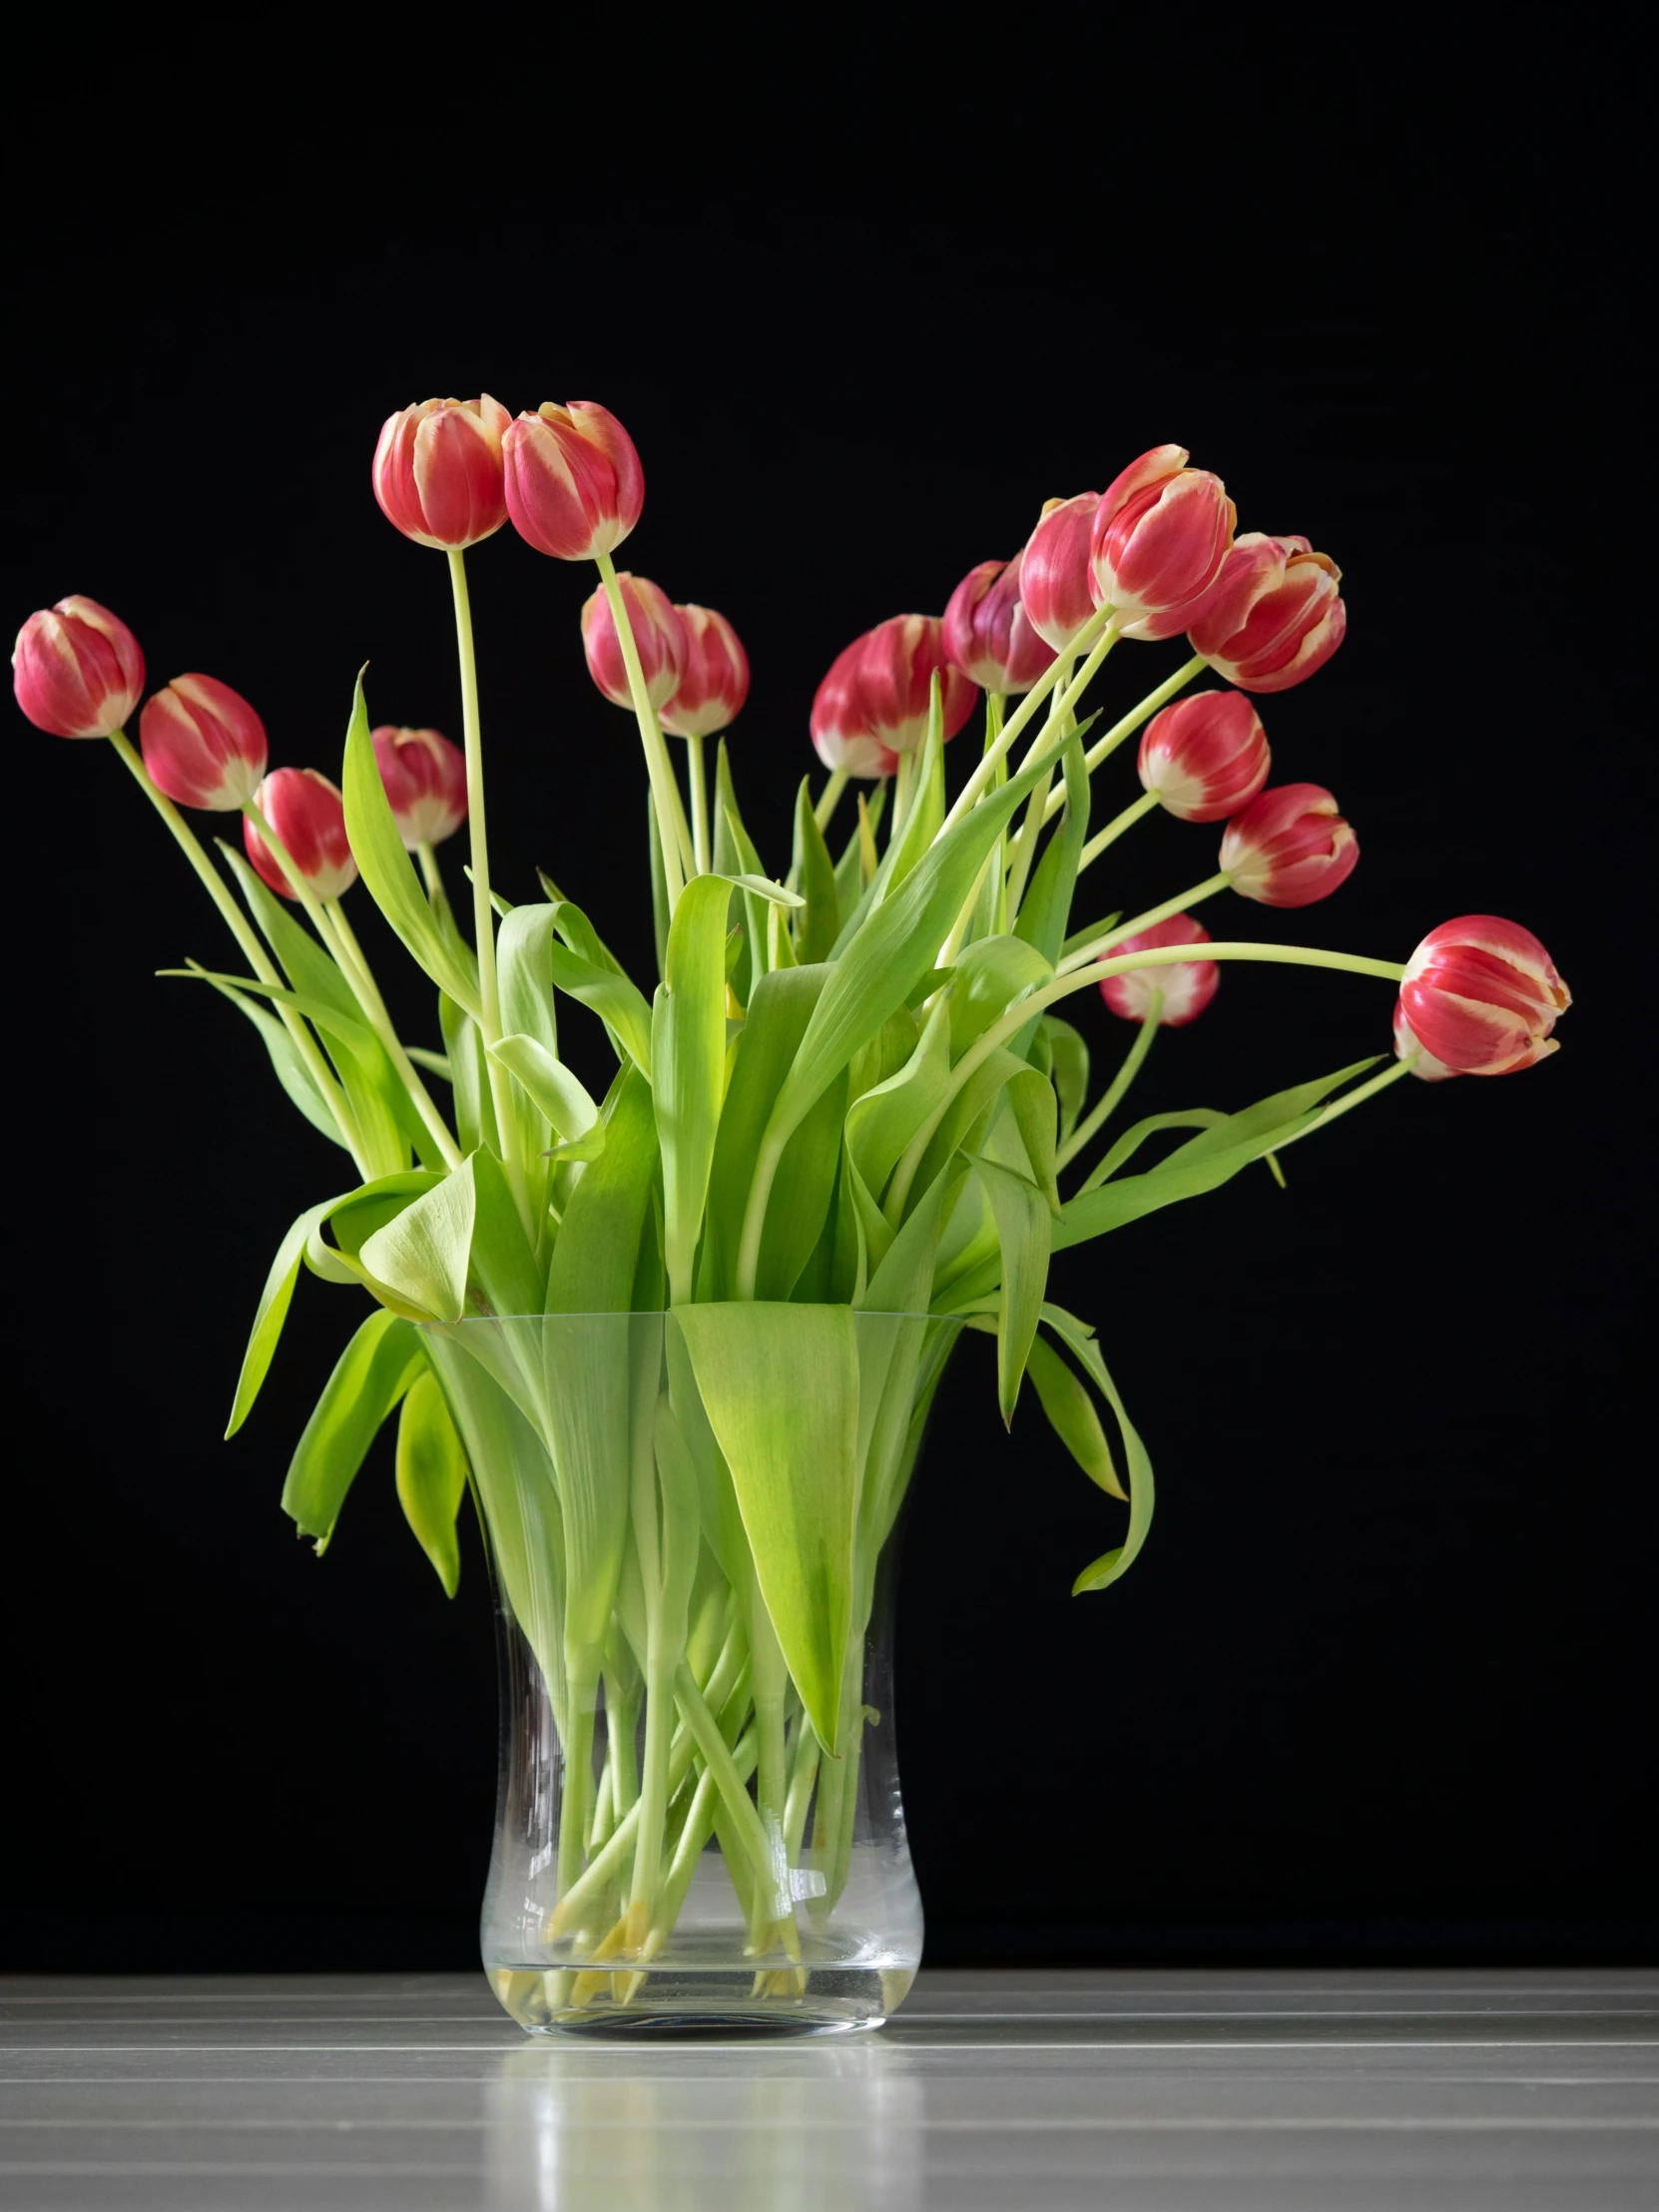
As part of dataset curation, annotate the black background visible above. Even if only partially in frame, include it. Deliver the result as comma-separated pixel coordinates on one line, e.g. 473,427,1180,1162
3,13,1650,1972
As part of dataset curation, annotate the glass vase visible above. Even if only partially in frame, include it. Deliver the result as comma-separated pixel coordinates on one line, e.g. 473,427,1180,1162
420,1308,959,2036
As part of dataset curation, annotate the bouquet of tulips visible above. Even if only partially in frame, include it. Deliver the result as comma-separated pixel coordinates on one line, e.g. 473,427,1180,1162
14,397,1571,2006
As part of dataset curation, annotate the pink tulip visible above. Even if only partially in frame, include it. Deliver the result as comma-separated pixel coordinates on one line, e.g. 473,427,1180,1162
1019,492,1101,651
661,605,751,738
854,614,977,755
1187,532,1347,693
581,574,686,712
1137,690,1270,824
1392,1001,1458,1082
372,725,467,848
1089,445,1236,638
1221,783,1359,907
371,395,511,551
12,597,145,738
810,636,899,780
1397,916,1570,1076
139,674,269,811
502,400,645,562
1100,913,1219,1026
941,554,1057,695
244,769,357,901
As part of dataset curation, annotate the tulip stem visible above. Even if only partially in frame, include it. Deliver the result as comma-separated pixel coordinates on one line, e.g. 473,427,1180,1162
596,552,692,907
942,606,1112,831
1003,655,1074,921
1270,1053,1416,1151
892,749,916,842
105,733,366,1168
1054,994,1163,1174
325,900,464,1170
1078,791,1160,873
813,766,850,836
685,735,711,875
1057,872,1232,975
1042,652,1208,827
415,841,445,903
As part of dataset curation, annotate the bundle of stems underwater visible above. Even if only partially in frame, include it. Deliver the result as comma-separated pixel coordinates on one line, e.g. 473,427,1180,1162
16,406,1571,2002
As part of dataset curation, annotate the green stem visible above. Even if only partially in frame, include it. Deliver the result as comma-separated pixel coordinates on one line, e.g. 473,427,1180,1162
596,551,692,903
750,1588,789,1864
641,1727,760,1961
1041,650,1207,828
557,1655,602,1908
1003,655,1075,922
625,1660,677,1949
1054,991,1163,1173
674,1662,788,1915
415,840,445,902
943,608,1113,830
324,899,463,1168
891,748,916,842
1078,790,1160,874
1272,1053,1416,1149
813,764,849,836
107,733,366,1167
684,734,710,875
1056,872,1232,975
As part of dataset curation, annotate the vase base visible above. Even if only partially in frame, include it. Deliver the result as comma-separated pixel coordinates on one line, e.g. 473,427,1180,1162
489,1962,915,2038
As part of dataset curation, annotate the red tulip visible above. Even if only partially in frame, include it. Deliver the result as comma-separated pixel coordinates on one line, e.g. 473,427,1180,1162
1187,532,1347,693
1089,445,1235,637
502,400,645,562
1100,913,1219,1026
854,614,977,755
810,636,898,780
1221,783,1358,907
1397,916,1570,1076
581,574,686,711
12,596,145,738
372,725,467,848
1019,492,1101,651
371,395,511,551
244,769,357,901
661,605,751,738
941,554,1056,695
1392,1001,1458,1082
139,674,269,811
1137,690,1270,823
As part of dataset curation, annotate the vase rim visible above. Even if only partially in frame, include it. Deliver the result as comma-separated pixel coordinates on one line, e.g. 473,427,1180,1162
418,1308,948,1326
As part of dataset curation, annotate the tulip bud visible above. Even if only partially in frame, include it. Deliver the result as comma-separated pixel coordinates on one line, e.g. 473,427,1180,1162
941,554,1056,695
244,769,357,901
854,614,977,755
139,674,269,811
1397,916,1570,1076
1220,783,1359,907
810,637,899,780
12,597,145,738
1088,446,1236,638
1137,690,1270,824
661,605,751,738
372,725,467,848
1187,532,1347,693
371,396,511,551
1099,913,1219,1026
502,400,645,562
581,574,686,711
1019,493,1101,651
1392,1001,1458,1081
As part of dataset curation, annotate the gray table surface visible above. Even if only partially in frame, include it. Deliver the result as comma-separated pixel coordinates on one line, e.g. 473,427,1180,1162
2,1968,1656,2210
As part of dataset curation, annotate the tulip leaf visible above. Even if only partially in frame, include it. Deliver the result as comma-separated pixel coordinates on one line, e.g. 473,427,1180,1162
845,996,952,1202
440,993,498,1156
1012,732,1089,967
1026,1332,1121,1496
545,1065,657,1315
547,942,654,1075
1056,1327,1156,1595
833,782,884,919
673,1302,859,1751
219,842,361,1019
969,1153,1051,1424
466,1147,544,1319
339,674,482,1016
704,965,833,1298
226,1189,354,1436
188,966,347,1146
357,1165,477,1323
488,1034,600,1143
946,935,1053,1060
652,873,736,1305
281,1309,426,1550
395,1370,471,1596
793,777,840,962
1042,1016,1090,1141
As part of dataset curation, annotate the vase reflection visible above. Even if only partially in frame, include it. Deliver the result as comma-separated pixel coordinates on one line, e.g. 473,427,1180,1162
485,2037,923,2210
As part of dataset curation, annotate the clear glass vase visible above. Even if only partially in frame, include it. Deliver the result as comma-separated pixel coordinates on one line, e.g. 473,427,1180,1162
421,1308,959,2036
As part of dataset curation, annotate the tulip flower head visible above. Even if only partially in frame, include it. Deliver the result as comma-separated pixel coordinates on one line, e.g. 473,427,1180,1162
1137,690,1271,823
1019,492,1102,652
1392,1001,1458,1081
1089,445,1236,639
1397,916,1570,1076
854,614,977,755
661,605,751,738
941,554,1056,695
1221,783,1359,908
244,769,358,901
371,396,511,551
1100,913,1220,1026
372,725,467,848
581,574,686,712
810,636,899,780
1187,532,1347,693
13,597,145,738
503,401,645,562
139,674,269,811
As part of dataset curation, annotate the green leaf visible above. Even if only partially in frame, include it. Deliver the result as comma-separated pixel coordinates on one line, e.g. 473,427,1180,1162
1042,1016,1090,1141
673,1303,859,1750
226,1190,352,1436
395,1371,470,1596
876,703,945,903
1036,1303,1128,1500
844,996,952,1202
356,1166,477,1322
1012,732,1090,967
339,674,482,1015
545,1065,659,1315
651,873,735,1305
833,782,884,919
946,935,1053,1060
547,941,654,1075
487,1034,601,1143
1059,1333,1155,1595
281,1310,425,1549
467,1147,544,1319
792,778,840,962
1026,1332,1119,1495
1005,1065,1061,1214
219,841,361,1019
970,1153,1051,1424
439,993,498,1156
189,967,346,1146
